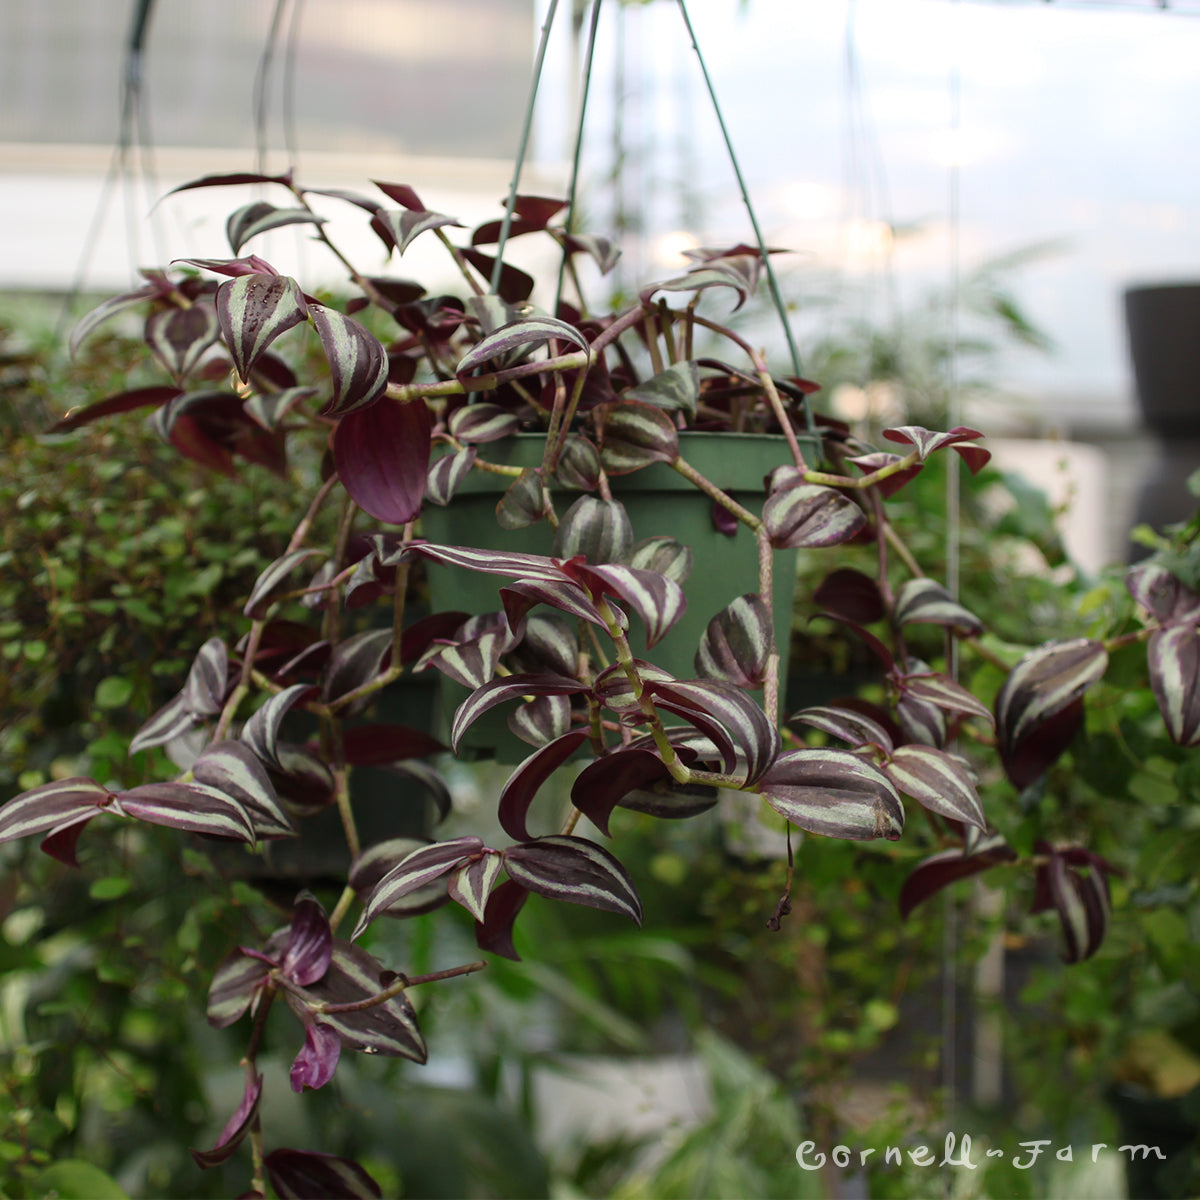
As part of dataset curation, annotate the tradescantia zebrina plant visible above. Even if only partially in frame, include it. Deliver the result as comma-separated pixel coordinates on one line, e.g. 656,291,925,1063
4,172,1200,1194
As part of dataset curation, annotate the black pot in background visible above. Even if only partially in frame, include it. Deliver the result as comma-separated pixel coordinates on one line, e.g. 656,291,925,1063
1107,1083,1200,1199
1123,284,1200,558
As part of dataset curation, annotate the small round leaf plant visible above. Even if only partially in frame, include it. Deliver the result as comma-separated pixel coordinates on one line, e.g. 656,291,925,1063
5,174,1197,1191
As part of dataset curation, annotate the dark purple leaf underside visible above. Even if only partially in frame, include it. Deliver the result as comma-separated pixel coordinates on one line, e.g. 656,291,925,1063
333,398,432,524
813,568,885,625
50,385,183,433
191,1071,263,1169
280,893,333,986
475,879,530,960
264,1148,383,1200
898,836,1017,919
498,729,590,841
570,747,672,836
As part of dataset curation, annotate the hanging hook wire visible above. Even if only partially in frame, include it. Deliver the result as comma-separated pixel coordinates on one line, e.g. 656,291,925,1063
494,0,561,295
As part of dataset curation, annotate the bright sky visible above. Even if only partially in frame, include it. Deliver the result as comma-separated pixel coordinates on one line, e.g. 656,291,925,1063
536,0,1200,415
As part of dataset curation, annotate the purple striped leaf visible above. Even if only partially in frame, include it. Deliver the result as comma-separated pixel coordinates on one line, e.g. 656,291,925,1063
626,360,700,417
450,674,589,754
192,741,295,838
191,1071,262,1168
183,637,230,717
521,613,579,676
117,782,256,842
167,170,292,195
995,638,1108,760
476,879,530,960
426,445,478,505
129,692,199,756
416,631,504,690
456,315,589,377
322,629,393,705
901,672,995,727
289,941,427,1062
762,484,866,549
568,562,686,648
448,853,504,923
243,384,318,430
628,536,694,584
759,748,904,841
892,579,983,636
216,273,308,383
553,434,602,490
241,683,318,769
243,549,326,618
145,303,220,383
352,837,485,937
333,397,432,524
496,468,546,529
899,835,1017,919
498,729,590,841
597,402,679,474
349,838,450,918
1148,624,1200,746
309,303,390,416
501,578,616,633
640,258,759,309
503,835,642,924
508,694,573,747
267,743,337,815
695,593,772,688
884,745,985,830
0,778,111,847
447,403,521,445
69,282,160,357
789,705,895,753
401,542,567,583
176,253,280,278
1127,561,1200,625
645,679,780,785
206,946,276,1028
376,207,463,255
265,1149,382,1200
896,690,948,748
571,747,672,836
594,660,676,714
846,451,923,498
226,202,326,255
1036,850,1112,964
553,496,634,564
883,425,990,474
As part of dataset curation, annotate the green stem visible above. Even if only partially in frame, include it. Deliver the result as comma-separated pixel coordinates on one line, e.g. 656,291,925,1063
674,0,807,396
671,456,761,529
493,0,561,292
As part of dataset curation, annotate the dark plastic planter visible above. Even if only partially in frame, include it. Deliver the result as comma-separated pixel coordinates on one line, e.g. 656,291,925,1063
419,432,805,759
1123,283,1200,553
